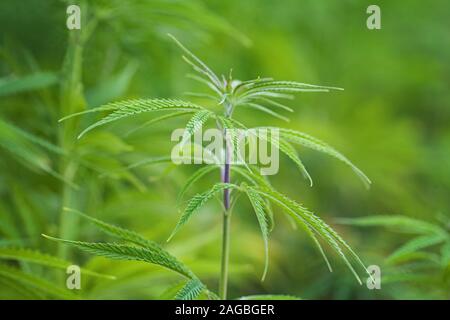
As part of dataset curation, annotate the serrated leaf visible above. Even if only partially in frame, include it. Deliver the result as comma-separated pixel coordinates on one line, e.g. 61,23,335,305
61,207,203,281
42,235,195,279
174,278,205,300
168,183,240,241
277,138,313,186
62,208,158,249
180,110,213,146
77,99,205,138
177,165,219,204
249,185,368,284
231,167,275,231
125,111,192,137
158,281,187,299
300,224,333,272
237,80,342,102
245,187,270,280
271,128,371,188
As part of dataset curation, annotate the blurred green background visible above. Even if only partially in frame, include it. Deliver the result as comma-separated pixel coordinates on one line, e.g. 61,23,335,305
0,0,449,299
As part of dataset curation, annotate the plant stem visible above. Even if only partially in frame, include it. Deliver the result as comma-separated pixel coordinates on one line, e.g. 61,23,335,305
219,129,231,299
219,203,231,299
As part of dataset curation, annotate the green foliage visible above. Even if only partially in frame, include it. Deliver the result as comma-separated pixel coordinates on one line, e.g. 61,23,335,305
2,0,445,300
168,183,239,241
0,247,114,279
0,72,58,97
247,185,368,284
341,215,449,298
181,110,214,146
244,186,270,280
0,264,79,300
177,165,219,203
53,35,371,298
44,237,193,278
274,128,371,188
66,98,205,139
43,209,221,298
0,118,75,186
174,278,205,300
44,208,197,279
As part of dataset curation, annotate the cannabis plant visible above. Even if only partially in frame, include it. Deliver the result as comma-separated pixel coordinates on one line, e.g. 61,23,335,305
45,35,372,300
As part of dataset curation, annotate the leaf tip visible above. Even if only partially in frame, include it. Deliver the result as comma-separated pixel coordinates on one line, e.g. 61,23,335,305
166,233,175,243
41,233,52,240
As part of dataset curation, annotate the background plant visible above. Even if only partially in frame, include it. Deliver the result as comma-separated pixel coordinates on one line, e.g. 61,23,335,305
0,0,449,299
44,35,373,300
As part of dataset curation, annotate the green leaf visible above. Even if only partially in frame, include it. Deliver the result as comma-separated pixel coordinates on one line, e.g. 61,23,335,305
125,111,192,137
0,118,77,188
0,72,58,97
86,61,138,107
125,155,174,170
237,80,343,101
61,207,203,279
58,98,204,138
77,99,205,138
277,138,313,186
337,216,444,235
387,234,447,264
0,264,79,299
174,278,205,300
231,167,275,231
242,103,290,122
0,247,115,279
245,186,270,281
62,207,158,249
298,223,333,272
158,281,187,299
0,119,65,156
231,166,271,189
42,235,196,280
168,183,240,241
177,165,219,204
0,276,44,299
168,34,222,91
249,186,368,284
181,110,214,146
247,128,313,185
217,116,251,170
257,97,294,112
273,128,371,188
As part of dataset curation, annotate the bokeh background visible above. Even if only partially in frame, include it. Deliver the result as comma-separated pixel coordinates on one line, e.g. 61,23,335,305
0,0,449,299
